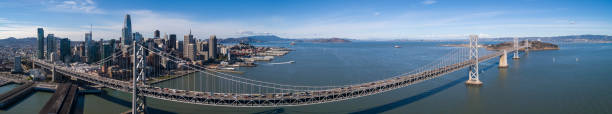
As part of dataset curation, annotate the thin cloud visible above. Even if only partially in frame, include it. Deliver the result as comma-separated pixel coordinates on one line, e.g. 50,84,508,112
43,0,105,14
422,0,437,5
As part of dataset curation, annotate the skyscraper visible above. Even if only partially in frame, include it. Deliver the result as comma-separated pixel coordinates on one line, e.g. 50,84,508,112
46,34,55,59
168,34,177,50
85,26,93,59
85,32,92,59
154,30,160,39
59,38,71,63
122,14,132,45
87,40,100,63
208,35,218,60
133,32,143,43
12,56,23,73
101,42,114,69
37,28,45,59
183,31,195,60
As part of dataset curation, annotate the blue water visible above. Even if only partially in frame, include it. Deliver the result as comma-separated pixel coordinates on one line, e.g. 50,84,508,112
4,41,610,114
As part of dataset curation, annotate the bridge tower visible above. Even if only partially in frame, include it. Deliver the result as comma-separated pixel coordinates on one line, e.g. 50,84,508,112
512,37,520,59
466,35,483,85
132,41,147,114
51,53,57,82
499,50,508,68
524,39,530,53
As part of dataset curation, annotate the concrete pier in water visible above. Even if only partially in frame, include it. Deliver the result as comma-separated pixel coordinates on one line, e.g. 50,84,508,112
39,83,78,114
0,82,34,108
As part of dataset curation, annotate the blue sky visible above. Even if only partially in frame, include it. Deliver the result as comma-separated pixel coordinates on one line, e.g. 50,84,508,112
0,0,611,41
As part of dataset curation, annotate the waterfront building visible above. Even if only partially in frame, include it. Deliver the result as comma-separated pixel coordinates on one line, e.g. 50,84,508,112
59,38,71,63
154,30,160,39
11,56,23,73
209,35,218,60
122,14,132,45
46,34,56,59
37,28,45,59
29,69,46,81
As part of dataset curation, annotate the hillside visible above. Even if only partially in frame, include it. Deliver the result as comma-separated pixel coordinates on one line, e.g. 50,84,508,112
0,37,37,48
219,35,352,43
486,41,559,51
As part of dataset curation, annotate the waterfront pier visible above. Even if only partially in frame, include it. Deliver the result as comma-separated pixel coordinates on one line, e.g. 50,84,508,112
39,83,78,114
0,82,34,108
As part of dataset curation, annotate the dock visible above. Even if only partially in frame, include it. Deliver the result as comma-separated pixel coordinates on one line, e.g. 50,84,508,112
39,83,78,114
0,82,34,108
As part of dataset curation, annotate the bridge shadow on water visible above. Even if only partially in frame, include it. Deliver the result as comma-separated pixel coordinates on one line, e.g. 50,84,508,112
252,108,285,114
350,59,499,114
95,91,176,114
349,76,468,114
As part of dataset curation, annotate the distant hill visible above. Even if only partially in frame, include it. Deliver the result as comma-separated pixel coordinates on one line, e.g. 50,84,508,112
220,35,292,43
220,35,352,43
483,35,612,43
0,37,36,48
300,38,352,43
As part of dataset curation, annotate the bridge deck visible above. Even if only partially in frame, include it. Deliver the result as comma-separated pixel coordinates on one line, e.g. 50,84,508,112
32,46,526,107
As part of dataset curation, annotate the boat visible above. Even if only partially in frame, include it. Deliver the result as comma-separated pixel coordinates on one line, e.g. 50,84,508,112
290,42,296,45
269,61,295,65
393,45,401,48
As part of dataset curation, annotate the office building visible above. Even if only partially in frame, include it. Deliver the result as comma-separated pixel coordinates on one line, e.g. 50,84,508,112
183,31,195,60
12,56,23,73
133,32,143,43
154,30,160,39
37,28,45,59
209,35,218,60
122,14,132,45
59,38,71,63
46,34,56,59
168,34,177,51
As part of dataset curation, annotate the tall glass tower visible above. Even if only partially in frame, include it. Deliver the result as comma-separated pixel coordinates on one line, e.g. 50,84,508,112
122,14,132,45
46,34,55,60
37,28,45,59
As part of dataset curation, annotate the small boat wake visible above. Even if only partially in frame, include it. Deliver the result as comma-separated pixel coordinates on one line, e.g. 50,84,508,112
268,61,295,65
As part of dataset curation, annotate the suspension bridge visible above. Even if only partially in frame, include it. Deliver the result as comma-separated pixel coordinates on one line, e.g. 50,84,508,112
30,35,529,112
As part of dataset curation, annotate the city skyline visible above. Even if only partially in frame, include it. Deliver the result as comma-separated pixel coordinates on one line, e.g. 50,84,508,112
1,0,611,40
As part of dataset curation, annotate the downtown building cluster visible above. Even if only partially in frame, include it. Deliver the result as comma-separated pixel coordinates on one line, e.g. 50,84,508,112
35,14,229,81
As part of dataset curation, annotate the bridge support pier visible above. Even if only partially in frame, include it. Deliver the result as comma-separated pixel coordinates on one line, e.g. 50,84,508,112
51,53,57,82
465,35,483,86
499,50,508,68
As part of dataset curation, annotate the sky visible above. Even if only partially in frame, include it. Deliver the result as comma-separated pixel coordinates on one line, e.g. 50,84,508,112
0,0,611,41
